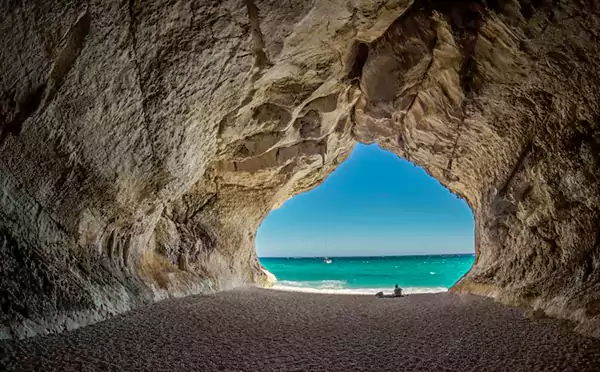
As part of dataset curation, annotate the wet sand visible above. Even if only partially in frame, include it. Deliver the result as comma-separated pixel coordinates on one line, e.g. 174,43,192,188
1,288,599,371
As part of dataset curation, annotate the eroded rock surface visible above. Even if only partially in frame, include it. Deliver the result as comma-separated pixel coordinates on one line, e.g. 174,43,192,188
0,0,599,338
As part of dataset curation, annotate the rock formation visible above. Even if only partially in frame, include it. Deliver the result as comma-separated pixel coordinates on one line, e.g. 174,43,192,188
0,0,599,338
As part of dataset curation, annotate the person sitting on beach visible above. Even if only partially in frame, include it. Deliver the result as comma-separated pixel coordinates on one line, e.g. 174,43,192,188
393,284,403,297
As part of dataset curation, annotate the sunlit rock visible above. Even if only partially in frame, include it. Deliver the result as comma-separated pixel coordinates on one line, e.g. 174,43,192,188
258,268,278,288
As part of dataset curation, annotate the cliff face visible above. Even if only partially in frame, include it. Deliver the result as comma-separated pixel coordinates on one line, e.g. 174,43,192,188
0,0,599,338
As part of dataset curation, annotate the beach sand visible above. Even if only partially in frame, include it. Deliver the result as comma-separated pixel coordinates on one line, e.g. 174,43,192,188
1,288,599,371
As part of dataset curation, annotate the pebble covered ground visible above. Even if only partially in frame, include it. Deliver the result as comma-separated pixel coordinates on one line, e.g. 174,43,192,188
1,289,599,371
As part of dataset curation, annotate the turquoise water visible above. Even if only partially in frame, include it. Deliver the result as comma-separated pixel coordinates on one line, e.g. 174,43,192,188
260,254,475,294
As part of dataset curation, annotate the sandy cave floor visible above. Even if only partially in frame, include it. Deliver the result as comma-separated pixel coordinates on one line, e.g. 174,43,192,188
1,288,599,371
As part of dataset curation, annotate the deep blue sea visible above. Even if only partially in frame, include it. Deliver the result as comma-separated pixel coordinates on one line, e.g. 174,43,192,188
260,254,474,294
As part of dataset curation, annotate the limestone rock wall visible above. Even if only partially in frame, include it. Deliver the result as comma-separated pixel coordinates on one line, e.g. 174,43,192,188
0,0,598,338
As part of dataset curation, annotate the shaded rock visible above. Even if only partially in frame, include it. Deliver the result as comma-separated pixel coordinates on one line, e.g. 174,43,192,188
524,308,548,320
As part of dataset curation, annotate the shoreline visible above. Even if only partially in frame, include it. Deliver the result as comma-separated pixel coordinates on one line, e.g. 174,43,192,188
270,283,448,295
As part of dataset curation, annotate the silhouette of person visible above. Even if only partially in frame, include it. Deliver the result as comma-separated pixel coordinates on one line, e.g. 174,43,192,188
393,284,403,297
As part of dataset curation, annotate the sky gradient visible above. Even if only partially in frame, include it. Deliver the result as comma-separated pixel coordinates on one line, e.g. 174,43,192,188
256,143,474,257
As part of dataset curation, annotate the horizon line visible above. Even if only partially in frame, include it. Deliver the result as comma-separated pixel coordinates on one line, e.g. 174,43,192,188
259,252,475,259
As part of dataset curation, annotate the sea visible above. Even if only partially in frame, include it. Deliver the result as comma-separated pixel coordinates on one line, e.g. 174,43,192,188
260,254,475,295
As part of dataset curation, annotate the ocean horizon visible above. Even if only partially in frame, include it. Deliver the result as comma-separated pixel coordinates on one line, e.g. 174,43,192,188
260,253,475,295
259,253,475,259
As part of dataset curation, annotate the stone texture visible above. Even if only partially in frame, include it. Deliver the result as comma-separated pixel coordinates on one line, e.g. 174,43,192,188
0,0,599,339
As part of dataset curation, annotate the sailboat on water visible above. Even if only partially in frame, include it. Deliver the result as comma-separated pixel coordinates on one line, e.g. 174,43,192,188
323,231,333,264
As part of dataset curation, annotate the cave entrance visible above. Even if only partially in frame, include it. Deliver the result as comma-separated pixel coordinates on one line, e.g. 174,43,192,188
257,143,474,294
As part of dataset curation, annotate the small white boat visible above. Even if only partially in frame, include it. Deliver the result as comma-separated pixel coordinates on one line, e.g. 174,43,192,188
324,258,333,264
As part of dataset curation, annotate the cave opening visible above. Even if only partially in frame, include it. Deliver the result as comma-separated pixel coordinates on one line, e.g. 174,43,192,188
257,143,475,294
0,0,599,350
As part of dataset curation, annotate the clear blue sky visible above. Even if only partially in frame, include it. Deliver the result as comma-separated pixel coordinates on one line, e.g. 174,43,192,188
256,143,474,257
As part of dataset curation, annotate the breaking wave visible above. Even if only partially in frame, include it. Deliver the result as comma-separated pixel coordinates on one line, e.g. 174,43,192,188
271,280,447,295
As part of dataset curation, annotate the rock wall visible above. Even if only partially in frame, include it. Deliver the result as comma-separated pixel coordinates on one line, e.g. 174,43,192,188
0,0,598,338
